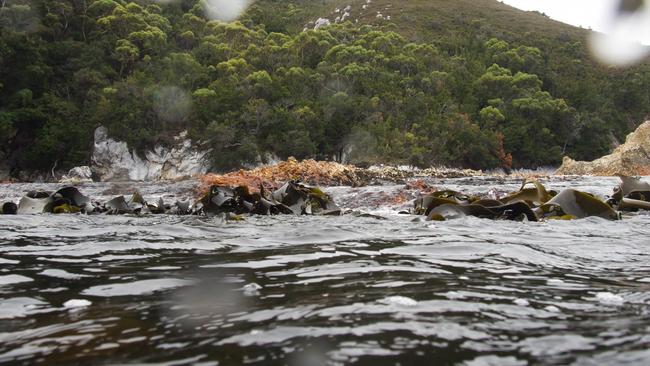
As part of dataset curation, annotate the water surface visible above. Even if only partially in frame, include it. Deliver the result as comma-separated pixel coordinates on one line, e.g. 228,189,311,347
1,177,649,365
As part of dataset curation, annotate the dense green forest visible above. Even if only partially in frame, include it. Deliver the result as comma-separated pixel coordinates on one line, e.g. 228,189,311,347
1,0,649,176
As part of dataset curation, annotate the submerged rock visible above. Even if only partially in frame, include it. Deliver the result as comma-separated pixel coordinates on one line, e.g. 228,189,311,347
91,127,209,182
556,121,650,176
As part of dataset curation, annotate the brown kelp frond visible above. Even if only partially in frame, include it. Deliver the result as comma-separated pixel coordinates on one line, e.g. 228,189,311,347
414,178,642,221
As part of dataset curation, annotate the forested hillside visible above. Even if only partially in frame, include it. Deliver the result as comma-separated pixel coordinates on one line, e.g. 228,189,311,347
1,0,649,176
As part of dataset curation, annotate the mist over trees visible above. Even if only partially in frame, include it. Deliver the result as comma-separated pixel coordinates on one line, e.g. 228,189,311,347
1,0,649,174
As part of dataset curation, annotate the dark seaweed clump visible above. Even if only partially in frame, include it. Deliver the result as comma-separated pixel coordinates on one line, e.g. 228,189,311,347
414,177,650,221
0,181,340,218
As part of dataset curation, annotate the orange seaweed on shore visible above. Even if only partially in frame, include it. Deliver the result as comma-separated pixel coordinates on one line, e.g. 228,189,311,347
198,158,360,195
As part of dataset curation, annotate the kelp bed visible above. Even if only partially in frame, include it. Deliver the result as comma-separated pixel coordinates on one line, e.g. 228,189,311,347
0,181,341,218
415,176,650,221
1,177,650,222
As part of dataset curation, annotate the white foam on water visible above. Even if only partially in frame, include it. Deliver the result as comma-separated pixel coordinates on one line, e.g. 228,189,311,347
378,296,418,307
595,292,625,306
242,283,263,296
544,305,561,313
513,299,530,306
63,299,92,309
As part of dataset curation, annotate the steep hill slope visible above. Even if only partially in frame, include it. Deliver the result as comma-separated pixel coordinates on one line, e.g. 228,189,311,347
1,0,649,177
257,0,589,41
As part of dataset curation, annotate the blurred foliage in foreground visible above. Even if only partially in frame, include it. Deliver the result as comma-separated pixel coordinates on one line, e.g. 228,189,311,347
1,0,649,174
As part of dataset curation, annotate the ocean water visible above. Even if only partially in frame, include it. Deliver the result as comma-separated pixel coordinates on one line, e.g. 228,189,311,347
1,177,649,365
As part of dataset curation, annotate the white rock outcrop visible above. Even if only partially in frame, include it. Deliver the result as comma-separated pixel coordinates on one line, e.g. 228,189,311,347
59,166,93,184
91,127,209,182
314,18,331,29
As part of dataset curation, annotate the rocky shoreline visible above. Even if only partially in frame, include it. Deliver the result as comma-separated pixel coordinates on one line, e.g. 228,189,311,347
3,175,650,223
3,119,650,185
198,158,484,193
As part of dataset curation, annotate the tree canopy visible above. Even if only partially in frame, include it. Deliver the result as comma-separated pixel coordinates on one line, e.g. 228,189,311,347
1,0,649,175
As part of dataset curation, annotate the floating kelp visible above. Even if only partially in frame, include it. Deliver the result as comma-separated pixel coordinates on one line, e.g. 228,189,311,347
13,187,94,215
428,201,538,222
273,181,341,215
104,196,132,214
1,202,17,214
1,181,340,217
619,197,650,211
17,195,54,214
609,176,650,212
501,180,554,206
415,177,650,221
618,176,650,197
53,187,92,209
196,180,340,216
538,189,620,220
53,203,81,214
3,177,649,221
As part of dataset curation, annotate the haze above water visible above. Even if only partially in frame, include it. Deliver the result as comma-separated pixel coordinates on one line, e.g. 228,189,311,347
1,177,649,365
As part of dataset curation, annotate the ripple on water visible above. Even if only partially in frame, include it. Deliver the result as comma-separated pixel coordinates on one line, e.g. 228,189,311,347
0,297,50,319
81,279,194,297
38,269,91,280
0,274,33,286
0,178,649,364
